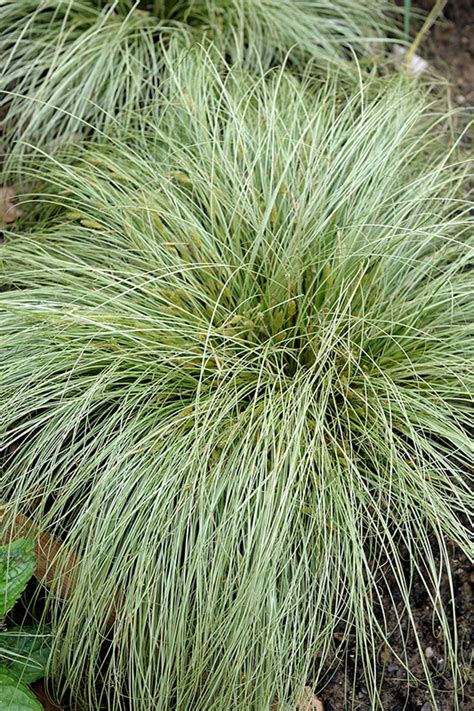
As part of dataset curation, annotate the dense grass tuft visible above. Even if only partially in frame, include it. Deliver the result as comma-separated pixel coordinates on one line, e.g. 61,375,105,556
1,52,472,709
0,1,164,164
0,0,397,165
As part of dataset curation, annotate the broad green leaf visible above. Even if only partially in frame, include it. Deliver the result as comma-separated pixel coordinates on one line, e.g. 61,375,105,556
0,539,35,617
0,627,52,683
0,665,43,710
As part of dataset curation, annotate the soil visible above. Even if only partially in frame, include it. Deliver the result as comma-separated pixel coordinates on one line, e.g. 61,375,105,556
317,544,473,710
30,682,64,711
414,0,474,107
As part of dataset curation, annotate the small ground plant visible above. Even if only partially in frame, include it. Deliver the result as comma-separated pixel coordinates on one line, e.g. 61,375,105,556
0,0,398,166
0,538,52,710
0,51,472,709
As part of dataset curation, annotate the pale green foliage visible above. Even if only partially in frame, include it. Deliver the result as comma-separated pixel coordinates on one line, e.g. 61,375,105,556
0,1,163,162
0,0,397,163
143,0,397,66
0,52,473,709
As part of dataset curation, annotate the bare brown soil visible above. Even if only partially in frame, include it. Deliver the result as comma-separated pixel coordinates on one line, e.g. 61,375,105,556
318,544,473,710
416,0,474,107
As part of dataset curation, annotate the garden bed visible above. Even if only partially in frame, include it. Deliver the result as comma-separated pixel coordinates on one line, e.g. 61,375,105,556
1,2,472,710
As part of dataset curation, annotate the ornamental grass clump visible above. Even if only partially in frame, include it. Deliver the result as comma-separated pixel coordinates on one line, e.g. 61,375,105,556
0,53,473,710
0,0,164,164
0,0,397,165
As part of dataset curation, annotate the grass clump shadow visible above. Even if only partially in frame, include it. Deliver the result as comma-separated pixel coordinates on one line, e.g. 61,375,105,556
0,48,472,709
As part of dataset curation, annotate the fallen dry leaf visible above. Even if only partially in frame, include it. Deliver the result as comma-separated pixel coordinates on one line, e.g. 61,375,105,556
30,681,64,711
296,687,324,711
0,504,119,628
0,186,21,225
271,687,324,711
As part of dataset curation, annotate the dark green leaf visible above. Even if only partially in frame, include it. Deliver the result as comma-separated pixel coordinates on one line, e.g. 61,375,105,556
0,539,35,617
0,627,52,683
0,665,43,710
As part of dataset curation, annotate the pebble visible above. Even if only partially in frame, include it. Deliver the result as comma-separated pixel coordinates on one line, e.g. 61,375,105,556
420,703,431,711
424,647,434,659
436,657,444,673
392,44,429,76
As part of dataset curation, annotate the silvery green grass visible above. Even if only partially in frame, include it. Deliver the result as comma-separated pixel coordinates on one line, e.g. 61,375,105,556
0,0,397,168
1,48,473,709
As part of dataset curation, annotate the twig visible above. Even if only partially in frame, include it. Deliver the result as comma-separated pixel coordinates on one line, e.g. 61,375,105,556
404,0,447,68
